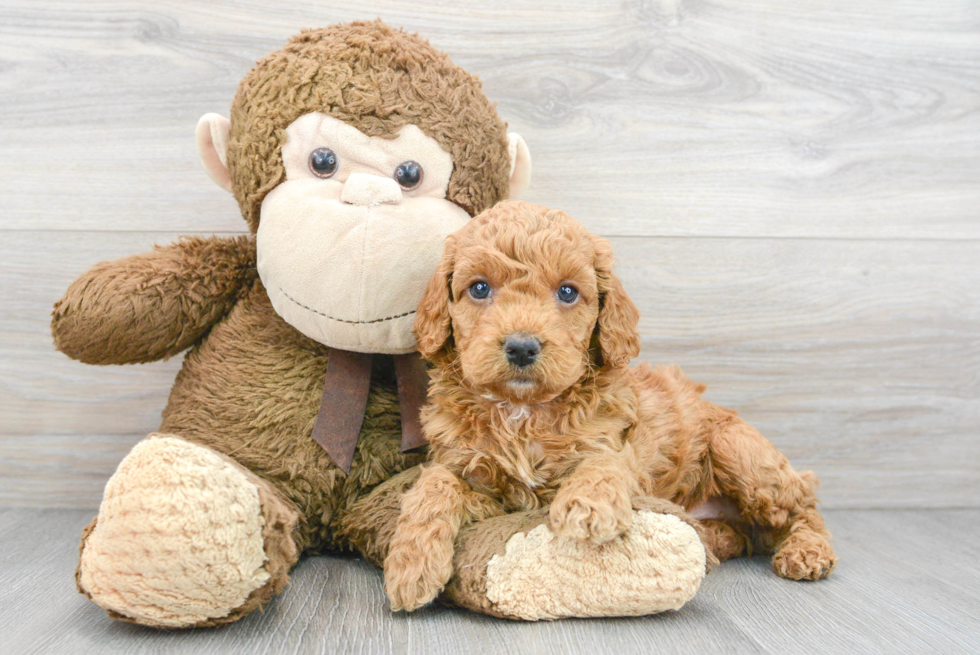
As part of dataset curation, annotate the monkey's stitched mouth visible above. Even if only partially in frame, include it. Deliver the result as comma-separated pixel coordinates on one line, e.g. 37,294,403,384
278,287,416,325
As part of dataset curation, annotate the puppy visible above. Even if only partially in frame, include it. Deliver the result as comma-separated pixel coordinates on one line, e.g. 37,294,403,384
384,201,837,611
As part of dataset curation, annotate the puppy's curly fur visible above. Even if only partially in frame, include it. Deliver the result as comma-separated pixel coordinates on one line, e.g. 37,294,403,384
384,201,837,611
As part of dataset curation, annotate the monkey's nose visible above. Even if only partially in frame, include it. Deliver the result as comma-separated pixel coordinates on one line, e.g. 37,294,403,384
340,173,403,206
504,334,541,368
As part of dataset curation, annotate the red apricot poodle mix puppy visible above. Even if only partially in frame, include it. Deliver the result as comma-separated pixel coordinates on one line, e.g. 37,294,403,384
384,201,837,611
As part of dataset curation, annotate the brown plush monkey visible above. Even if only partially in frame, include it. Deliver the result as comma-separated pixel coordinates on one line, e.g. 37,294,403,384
53,21,708,627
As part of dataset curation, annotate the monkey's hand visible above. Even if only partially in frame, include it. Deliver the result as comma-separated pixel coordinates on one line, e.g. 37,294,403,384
52,235,256,365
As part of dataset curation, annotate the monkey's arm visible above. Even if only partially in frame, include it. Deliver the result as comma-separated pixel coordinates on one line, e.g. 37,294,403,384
52,235,256,365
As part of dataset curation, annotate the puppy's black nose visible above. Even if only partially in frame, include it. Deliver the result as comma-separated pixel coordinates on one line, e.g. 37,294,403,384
504,335,541,368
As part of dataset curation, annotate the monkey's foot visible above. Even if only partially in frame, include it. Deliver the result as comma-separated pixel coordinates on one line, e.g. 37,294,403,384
77,434,299,628
447,507,707,620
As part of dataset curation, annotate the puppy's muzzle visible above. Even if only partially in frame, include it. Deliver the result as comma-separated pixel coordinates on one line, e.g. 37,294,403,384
504,334,541,369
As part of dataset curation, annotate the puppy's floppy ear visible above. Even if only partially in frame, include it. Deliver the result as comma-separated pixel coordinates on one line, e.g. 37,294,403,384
414,237,457,360
593,237,641,368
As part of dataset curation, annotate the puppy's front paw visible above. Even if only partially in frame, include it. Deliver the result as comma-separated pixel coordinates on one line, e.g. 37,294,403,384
549,487,633,543
383,540,454,612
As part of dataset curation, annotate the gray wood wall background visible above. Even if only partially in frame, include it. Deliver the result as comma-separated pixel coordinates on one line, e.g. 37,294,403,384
1,0,977,509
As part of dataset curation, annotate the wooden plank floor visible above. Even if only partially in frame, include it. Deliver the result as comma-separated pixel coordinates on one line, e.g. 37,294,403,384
2,509,977,655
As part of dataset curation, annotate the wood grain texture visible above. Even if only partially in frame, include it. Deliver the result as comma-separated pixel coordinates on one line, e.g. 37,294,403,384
1,509,978,654
1,0,979,509
0,0,978,237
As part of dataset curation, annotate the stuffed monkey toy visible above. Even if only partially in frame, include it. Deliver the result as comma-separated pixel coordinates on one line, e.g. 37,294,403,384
52,21,710,627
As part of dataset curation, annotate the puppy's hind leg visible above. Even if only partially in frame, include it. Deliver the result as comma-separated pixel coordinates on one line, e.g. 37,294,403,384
698,519,752,562
706,413,837,581
688,496,751,562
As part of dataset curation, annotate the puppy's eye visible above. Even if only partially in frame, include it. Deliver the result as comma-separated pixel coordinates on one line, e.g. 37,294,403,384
557,284,579,304
394,160,423,190
309,148,338,178
469,281,491,300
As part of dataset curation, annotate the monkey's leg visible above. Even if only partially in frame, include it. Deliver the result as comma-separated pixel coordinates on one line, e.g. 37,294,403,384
340,477,708,620
77,434,299,628
707,416,838,581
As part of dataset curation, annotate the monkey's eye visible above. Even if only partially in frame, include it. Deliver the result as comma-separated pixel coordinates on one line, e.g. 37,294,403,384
394,160,423,190
557,284,579,304
468,281,491,300
308,148,338,178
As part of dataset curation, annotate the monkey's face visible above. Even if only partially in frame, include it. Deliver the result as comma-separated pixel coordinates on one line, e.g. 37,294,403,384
196,23,532,355
256,113,470,354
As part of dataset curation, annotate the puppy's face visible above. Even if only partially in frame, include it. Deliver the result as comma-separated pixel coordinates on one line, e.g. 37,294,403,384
414,202,641,403
448,224,601,402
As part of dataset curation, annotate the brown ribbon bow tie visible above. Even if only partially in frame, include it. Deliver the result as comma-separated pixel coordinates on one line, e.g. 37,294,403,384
310,348,429,474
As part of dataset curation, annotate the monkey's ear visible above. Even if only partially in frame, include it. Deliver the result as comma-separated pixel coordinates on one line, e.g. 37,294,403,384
196,113,233,193
413,239,457,361
507,133,531,199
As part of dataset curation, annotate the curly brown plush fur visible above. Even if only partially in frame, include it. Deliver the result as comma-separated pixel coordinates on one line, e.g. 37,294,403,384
384,201,837,611
228,20,512,231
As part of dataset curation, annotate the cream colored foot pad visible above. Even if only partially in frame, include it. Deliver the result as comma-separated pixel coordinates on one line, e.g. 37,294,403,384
78,435,270,627
485,510,706,620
